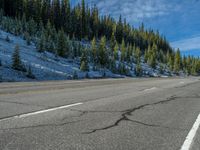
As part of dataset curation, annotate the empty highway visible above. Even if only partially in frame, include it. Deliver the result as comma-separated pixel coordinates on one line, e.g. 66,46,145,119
0,78,200,150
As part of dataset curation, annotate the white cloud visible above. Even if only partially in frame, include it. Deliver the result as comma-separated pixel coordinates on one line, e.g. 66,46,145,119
171,36,200,51
86,0,179,23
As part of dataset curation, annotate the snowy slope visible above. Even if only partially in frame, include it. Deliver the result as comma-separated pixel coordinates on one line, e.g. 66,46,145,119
0,30,123,81
0,30,174,82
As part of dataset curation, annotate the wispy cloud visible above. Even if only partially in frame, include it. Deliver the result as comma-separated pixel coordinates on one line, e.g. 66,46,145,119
82,0,179,23
171,36,200,51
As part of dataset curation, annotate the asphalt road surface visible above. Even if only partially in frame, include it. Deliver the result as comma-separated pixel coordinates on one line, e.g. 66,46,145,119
0,78,200,150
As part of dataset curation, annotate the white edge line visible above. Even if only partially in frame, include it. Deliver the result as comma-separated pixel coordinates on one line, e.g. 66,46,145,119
180,113,200,150
0,103,83,121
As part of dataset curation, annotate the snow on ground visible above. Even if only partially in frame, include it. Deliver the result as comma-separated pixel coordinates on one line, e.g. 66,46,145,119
0,30,123,81
0,29,172,82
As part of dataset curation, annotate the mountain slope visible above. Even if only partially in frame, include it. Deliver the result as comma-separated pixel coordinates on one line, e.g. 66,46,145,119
0,29,174,82
0,30,125,81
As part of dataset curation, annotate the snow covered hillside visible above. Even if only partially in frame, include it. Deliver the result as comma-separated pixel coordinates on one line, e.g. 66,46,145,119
0,30,121,81
0,30,173,82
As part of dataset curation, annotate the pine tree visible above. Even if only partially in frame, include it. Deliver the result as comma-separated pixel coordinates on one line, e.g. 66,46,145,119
148,55,156,69
197,59,200,74
81,0,86,39
0,1,4,11
57,28,66,57
144,49,148,63
98,36,108,67
62,0,71,34
0,9,3,23
41,0,50,24
12,44,25,71
26,18,37,36
91,37,97,65
191,59,197,76
24,32,31,45
76,43,82,58
44,20,56,52
121,39,126,62
116,15,123,43
80,49,89,71
71,36,78,58
159,64,164,74
182,56,187,73
174,49,181,73
186,56,191,75
80,61,88,72
126,44,132,62
114,42,119,61
147,44,157,69
118,63,129,75
51,0,61,29
37,31,45,52
110,57,116,73
166,51,171,66
158,50,164,63
110,27,116,51
134,47,141,64
91,6,99,38
135,63,142,77
168,53,175,71
34,0,42,23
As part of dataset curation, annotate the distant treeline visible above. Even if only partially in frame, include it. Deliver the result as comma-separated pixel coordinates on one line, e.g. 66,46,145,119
0,0,172,53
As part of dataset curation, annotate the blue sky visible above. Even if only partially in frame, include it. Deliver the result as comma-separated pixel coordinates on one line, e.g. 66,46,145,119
71,0,200,56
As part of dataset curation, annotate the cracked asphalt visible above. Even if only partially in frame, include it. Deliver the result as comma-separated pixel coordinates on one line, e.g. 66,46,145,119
0,78,200,150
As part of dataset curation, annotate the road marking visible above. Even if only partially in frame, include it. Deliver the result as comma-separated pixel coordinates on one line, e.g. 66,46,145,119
180,81,185,84
180,113,200,150
143,87,157,92
0,103,83,121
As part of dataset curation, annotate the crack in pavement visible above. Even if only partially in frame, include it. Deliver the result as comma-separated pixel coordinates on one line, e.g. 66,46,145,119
128,119,187,131
0,120,81,131
71,95,183,118
83,95,179,134
1,94,195,133
70,109,122,114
